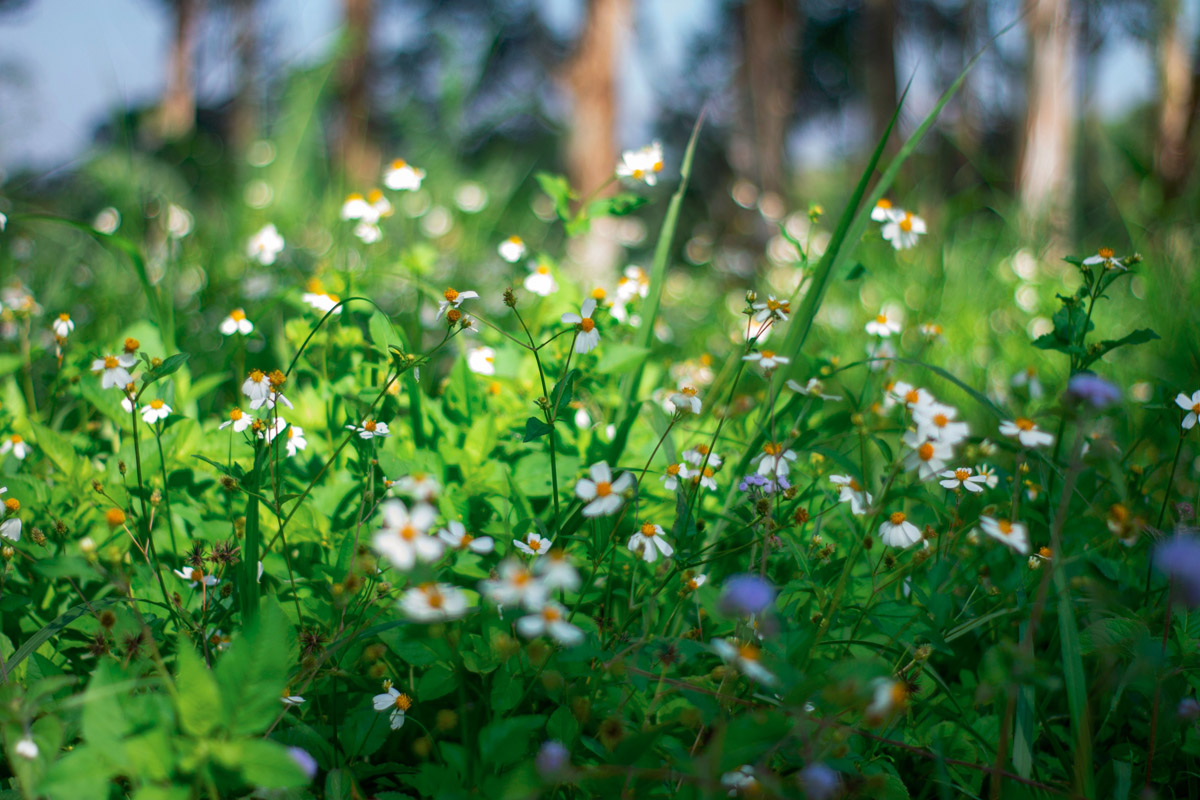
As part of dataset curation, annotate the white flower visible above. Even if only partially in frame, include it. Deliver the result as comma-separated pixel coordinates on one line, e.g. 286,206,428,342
219,308,254,336
753,442,796,478
140,399,171,425
481,559,546,609
668,386,701,414
0,212,7,232
881,210,926,250
247,223,284,265
354,221,382,244
743,349,788,372
372,685,413,729
616,141,664,186
919,321,944,339
980,516,1030,555
660,463,683,491
999,417,1053,448
712,638,776,685
628,522,673,563
752,295,791,323
347,418,389,439
514,532,553,557
218,407,252,433
52,313,74,338
830,474,872,515
280,689,305,706
901,430,953,481
913,402,970,444
173,567,219,588
939,467,987,493
0,435,30,461
92,353,137,390
575,461,633,517
93,206,120,234
467,346,496,376
301,279,342,315
684,573,707,591
517,601,583,645
437,287,479,319
392,473,441,503
1082,246,1125,271
1,517,22,542
383,158,426,191
523,262,558,296
879,511,922,548
786,377,842,401
866,677,909,721
14,736,38,760
1011,366,1044,399
401,582,468,622
683,445,721,469
284,425,307,457
865,309,902,337
498,235,527,263
373,501,442,570
975,464,999,489
562,299,600,354
888,381,935,413
870,199,903,222
533,550,580,592
438,521,494,554
166,203,192,239
721,765,758,797
682,462,718,491
1176,391,1200,429
867,338,896,371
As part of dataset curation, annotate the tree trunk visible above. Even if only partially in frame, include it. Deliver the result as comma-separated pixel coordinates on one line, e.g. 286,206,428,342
337,0,378,184
863,0,897,150
741,0,797,197
561,0,631,281
1155,0,1198,199
155,0,200,141
228,0,260,154
1017,0,1078,237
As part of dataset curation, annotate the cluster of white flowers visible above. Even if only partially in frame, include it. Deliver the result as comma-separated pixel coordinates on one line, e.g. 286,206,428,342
340,189,392,243
871,198,926,250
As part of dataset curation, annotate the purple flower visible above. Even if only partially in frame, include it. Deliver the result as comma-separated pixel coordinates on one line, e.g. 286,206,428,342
738,474,791,495
1178,698,1200,721
536,740,570,780
1066,373,1121,409
1154,534,1200,607
798,763,841,799
287,746,318,780
718,574,776,616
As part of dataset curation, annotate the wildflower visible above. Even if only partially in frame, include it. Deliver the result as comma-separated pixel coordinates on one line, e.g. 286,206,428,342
536,741,571,780
1179,698,1200,721
979,516,1030,555
867,338,896,371
373,501,443,570
284,425,307,457
515,532,553,557
517,602,584,645
870,198,901,222
798,763,841,800
865,308,902,337
562,299,601,354
881,210,925,250
392,473,441,503
1176,390,1200,429
347,418,390,439
616,141,664,186
743,349,788,372
0,435,30,460
738,473,789,494
383,158,426,191
288,747,318,780
401,582,468,621
14,736,38,760
173,567,219,588
718,574,775,616
888,381,934,413
498,235,526,263
219,309,254,336
140,399,171,425
919,322,943,340
866,677,909,722
1011,366,1043,399
52,313,74,338
246,223,284,265
752,295,791,323
524,262,558,296
830,474,872,515
902,431,953,480
683,445,722,469
1,514,21,542
301,279,342,315
241,369,292,410
92,353,137,389
684,573,707,591
280,688,305,706
786,377,842,401
372,684,414,729
437,287,479,319
721,765,758,797
754,442,796,478
628,522,673,563
999,417,1053,448
712,639,777,685
669,386,701,414
437,521,493,555
1082,246,1125,271
219,408,252,433
1066,373,1121,409
974,464,999,488
879,511,922,548
1155,535,1200,607
661,463,683,491
575,461,633,517
481,559,546,609
340,192,372,221
913,402,970,444
466,346,496,376
938,467,987,493
534,550,581,591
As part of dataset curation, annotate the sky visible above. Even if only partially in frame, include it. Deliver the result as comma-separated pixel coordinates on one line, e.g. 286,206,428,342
0,0,1183,174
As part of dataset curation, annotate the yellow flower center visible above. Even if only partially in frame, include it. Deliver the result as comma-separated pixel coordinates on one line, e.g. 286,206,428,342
393,693,412,711
536,264,550,275
763,443,781,456
876,199,892,209
231,309,246,321
249,369,265,383
1192,403,1200,415
1098,247,1114,259
1038,546,1052,559
933,414,948,427
703,467,714,478
760,350,776,360
918,443,935,461
400,524,417,541
124,337,140,353
890,511,906,525
899,213,914,232
640,522,656,537
364,420,377,432
849,478,863,491
591,287,606,299
997,520,1013,535
580,318,595,332
632,168,645,179
954,468,970,481
444,288,459,303
904,389,920,404
104,355,119,369
58,313,70,322
229,408,243,420
595,481,612,497
150,400,164,410
424,585,444,609
9,435,21,444
508,235,522,245
1015,418,1035,431
542,605,562,622
890,681,909,706
652,160,663,172
666,464,680,476
5,498,19,512
737,643,760,661
682,386,697,396
191,569,203,581
460,533,474,547
876,314,888,325
367,189,384,204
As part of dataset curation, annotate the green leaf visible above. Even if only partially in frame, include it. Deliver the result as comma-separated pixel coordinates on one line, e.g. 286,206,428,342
29,424,84,481
522,417,554,442
1083,328,1160,369
534,172,573,221
38,744,115,800
175,640,222,737
478,715,545,768
216,596,293,735
141,352,190,385
596,343,651,375
238,739,311,788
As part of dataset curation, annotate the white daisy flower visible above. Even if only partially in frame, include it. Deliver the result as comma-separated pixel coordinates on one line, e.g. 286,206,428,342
1011,366,1044,399
683,445,721,469
438,521,494,554
913,402,970,444
999,418,1053,448
562,299,601,354
938,467,986,492
140,399,171,425
1082,246,1125,271
866,677,909,721
627,522,673,563
865,308,902,337
467,346,496,376
879,511,922,548
392,473,441,503
881,210,926,250
437,287,479,319
173,567,219,588
753,442,796,479
980,516,1030,555
523,262,558,296
372,500,443,570
400,582,468,622
712,638,776,685
514,532,552,557
280,688,305,706
347,418,390,439
533,550,580,592
14,736,38,760
52,313,74,338
498,235,526,263
575,461,633,517
301,279,342,315
0,435,29,461
830,474,872,515
901,431,954,481
684,573,707,591
246,223,284,265
284,425,307,457
682,463,718,491
219,309,254,336
92,353,137,390
481,559,547,609
219,408,252,433
383,158,426,192
751,295,791,323
616,141,664,186
743,349,789,372
517,601,583,645
870,198,903,222
372,684,413,729
1176,390,1200,429
668,386,701,414
888,381,935,413
785,377,842,401
975,463,999,489
721,765,758,797
660,463,684,491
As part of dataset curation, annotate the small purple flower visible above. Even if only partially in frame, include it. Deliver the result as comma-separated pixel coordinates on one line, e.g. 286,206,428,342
1066,373,1121,409
287,746,318,780
798,762,841,799
536,740,570,780
739,474,791,495
1154,534,1200,607
718,574,776,616
1178,698,1200,721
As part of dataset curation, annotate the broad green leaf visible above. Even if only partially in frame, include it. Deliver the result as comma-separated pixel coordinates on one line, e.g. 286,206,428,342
175,640,222,737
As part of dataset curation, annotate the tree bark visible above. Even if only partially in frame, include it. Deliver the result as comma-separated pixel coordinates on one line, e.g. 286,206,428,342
1154,0,1198,199
863,0,898,150
228,0,259,154
337,0,378,184
741,0,797,197
1017,0,1078,237
155,0,200,141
